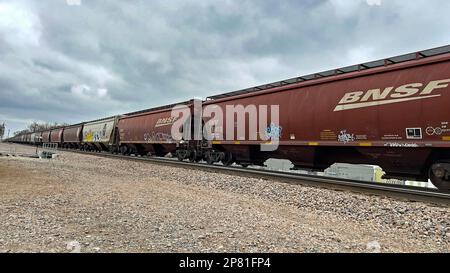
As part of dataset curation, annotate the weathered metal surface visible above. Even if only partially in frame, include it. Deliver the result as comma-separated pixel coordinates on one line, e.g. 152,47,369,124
50,128,64,144
82,117,117,144
41,131,51,143
63,124,83,143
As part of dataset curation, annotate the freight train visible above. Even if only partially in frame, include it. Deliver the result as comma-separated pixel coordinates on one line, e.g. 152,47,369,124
6,45,450,191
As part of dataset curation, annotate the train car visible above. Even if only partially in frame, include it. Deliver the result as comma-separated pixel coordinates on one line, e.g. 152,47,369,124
117,102,192,156
190,46,450,190
30,132,36,145
36,131,43,145
50,127,64,147
62,123,84,149
42,130,51,144
82,117,119,152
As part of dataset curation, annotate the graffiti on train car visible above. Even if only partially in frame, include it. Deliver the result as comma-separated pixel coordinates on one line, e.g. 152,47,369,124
144,132,174,143
85,124,108,142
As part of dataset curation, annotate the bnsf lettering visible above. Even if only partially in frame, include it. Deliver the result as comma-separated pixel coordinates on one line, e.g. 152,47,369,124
335,79,450,111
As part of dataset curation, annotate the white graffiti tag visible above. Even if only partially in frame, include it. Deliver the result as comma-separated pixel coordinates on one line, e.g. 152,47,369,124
338,130,355,144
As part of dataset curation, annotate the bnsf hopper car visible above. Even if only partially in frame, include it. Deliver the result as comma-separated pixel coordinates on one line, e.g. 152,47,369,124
191,48,450,190
82,117,119,152
62,124,84,149
117,103,192,156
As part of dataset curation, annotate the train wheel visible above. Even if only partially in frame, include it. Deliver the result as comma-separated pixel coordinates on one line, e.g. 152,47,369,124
189,150,198,163
221,152,234,167
120,145,128,155
205,151,215,165
429,162,450,191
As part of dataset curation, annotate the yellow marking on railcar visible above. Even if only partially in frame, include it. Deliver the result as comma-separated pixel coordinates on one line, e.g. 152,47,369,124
212,141,222,144
234,141,241,145
443,136,450,141
308,142,319,146
359,142,372,146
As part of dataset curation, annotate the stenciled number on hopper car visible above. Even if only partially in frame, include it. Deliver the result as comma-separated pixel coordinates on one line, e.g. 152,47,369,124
170,100,281,151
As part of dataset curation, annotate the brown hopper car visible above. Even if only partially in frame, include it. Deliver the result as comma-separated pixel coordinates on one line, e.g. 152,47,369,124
198,49,450,189
62,124,83,149
41,131,51,143
117,103,192,156
50,128,64,146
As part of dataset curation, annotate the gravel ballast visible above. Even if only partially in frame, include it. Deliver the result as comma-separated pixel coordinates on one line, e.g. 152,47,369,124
0,143,449,253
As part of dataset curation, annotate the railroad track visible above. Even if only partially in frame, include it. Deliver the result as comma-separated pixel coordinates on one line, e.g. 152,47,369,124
55,148,450,206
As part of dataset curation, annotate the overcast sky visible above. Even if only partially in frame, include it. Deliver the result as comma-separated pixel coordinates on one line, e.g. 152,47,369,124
1,0,450,135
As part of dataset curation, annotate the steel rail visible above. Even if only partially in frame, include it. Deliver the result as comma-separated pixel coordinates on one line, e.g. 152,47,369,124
61,149,450,206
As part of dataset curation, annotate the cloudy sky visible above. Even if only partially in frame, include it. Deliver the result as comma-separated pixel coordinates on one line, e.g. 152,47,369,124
1,0,450,135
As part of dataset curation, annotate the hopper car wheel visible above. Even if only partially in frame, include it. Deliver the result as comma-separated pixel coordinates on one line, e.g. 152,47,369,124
205,151,215,165
429,162,450,191
176,149,189,161
119,145,128,155
189,150,199,163
221,152,234,167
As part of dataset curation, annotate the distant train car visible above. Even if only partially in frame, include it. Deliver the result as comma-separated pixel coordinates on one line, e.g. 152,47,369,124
117,102,191,156
82,117,119,152
36,131,43,145
62,124,83,149
30,132,36,145
42,130,51,144
50,127,64,147
195,46,450,190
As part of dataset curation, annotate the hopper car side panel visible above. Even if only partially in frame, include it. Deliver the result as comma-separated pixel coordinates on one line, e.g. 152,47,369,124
50,128,64,146
118,108,184,156
42,131,51,143
62,125,83,148
201,55,450,182
82,117,118,152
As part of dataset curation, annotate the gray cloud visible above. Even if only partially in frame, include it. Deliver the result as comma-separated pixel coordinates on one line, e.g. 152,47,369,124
1,0,450,134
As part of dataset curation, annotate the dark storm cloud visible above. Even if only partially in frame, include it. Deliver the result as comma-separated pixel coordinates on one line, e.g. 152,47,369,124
1,0,450,134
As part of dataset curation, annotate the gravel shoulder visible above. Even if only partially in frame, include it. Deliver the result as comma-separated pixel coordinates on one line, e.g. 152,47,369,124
0,143,449,253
